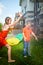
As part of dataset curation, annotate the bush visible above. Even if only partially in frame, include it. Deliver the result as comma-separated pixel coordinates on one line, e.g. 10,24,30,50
0,23,2,31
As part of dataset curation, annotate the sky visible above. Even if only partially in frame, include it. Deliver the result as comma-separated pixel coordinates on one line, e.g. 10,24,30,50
0,0,21,24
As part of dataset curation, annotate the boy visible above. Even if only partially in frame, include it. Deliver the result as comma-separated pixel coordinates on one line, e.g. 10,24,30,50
23,22,38,57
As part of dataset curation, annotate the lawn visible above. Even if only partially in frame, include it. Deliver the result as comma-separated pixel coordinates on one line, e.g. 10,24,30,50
0,39,43,65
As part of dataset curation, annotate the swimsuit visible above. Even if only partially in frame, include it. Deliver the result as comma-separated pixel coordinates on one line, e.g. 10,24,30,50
0,30,9,47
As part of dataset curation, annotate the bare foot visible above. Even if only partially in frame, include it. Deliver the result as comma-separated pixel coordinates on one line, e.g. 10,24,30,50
0,57,2,59
8,60,16,62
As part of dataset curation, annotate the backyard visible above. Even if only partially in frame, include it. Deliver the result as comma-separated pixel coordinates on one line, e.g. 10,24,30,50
0,39,43,65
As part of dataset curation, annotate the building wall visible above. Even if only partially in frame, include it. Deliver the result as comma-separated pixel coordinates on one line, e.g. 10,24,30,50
21,0,34,13
26,0,34,11
19,0,43,38
21,0,34,25
21,0,27,14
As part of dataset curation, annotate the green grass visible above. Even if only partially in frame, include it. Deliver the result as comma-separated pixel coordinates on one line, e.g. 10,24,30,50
30,39,43,65
0,39,43,65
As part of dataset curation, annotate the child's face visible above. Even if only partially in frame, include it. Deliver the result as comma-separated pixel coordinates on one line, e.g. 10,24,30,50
26,22,31,28
8,19,12,24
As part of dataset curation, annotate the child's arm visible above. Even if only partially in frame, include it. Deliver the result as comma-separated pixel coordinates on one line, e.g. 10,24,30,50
32,32,38,41
23,33,27,41
9,12,22,27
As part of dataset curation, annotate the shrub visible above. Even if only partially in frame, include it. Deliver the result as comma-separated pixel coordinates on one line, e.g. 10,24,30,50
0,23,2,31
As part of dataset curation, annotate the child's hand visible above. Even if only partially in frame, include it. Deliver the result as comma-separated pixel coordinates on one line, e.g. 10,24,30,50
18,12,22,17
35,37,38,41
24,38,27,41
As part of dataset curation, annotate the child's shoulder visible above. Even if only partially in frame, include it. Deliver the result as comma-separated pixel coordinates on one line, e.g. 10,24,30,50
2,24,9,30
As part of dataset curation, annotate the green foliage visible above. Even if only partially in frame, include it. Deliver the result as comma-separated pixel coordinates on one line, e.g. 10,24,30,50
0,23,2,31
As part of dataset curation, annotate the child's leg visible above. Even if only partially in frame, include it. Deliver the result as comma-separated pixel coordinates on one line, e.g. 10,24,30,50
2,39,15,62
23,41,28,56
5,44,15,62
28,42,31,56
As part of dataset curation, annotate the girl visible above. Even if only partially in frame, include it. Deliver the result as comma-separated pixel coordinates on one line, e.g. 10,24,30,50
0,12,22,62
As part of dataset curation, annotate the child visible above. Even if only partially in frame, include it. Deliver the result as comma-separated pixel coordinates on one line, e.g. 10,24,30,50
22,22,38,57
0,12,22,62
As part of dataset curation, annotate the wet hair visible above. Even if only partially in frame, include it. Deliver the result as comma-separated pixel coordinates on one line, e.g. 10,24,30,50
5,17,11,24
